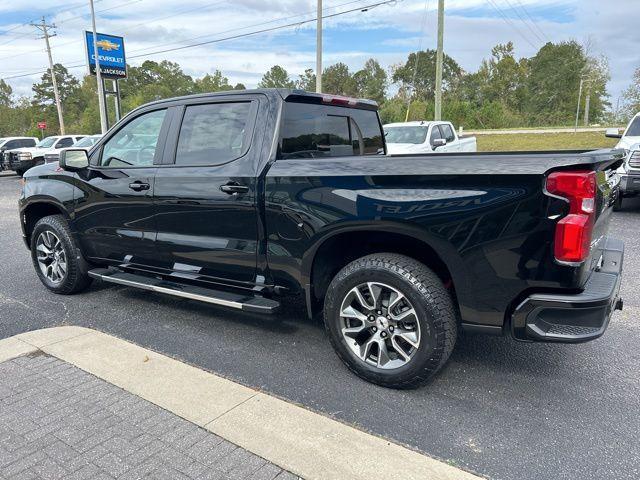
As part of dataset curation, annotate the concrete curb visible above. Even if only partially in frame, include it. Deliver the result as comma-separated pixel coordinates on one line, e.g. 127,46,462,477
2,326,482,480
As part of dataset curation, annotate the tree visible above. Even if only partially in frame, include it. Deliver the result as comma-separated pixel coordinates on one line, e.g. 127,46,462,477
623,67,640,118
477,42,528,110
32,64,80,106
233,83,246,90
353,59,387,104
120,60,195,109
296,69,316,91
258,66,294,89
195,70,232,93
523,41,608,125
392,50,462,100
322,63,357,97
0,79,12,107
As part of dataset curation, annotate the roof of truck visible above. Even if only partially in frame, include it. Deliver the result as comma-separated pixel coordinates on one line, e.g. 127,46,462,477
133,88,379,112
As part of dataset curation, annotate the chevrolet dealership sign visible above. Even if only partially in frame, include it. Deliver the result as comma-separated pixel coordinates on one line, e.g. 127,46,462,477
85,32,127,79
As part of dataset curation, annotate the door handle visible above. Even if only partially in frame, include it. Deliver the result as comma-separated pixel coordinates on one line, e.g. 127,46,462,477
220,183,249,195
128,182,150,191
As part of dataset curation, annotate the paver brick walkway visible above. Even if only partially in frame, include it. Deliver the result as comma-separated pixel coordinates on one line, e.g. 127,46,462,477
0,354,300,480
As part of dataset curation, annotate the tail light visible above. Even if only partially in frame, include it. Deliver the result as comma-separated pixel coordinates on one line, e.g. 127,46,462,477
546,170,596,264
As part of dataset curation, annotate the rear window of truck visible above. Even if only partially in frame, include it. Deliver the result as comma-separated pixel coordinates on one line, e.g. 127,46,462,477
278,102,384,159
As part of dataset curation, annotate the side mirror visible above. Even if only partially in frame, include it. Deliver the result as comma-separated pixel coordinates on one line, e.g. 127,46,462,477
432,138,447,149
606,128,623,139
59,149,88,171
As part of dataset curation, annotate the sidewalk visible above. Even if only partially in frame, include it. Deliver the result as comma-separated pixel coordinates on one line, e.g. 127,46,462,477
0,354,295,480
0,327,482,480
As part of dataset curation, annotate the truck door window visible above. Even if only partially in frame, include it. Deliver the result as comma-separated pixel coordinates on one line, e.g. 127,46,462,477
56,138,74,148
430,125,444,146
441,124,455,143
100,109,167,168
279,102,383,159
175,102,254,166
626,117,640,136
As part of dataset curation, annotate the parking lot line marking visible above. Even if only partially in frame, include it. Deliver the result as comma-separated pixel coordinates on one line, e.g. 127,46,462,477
0,326,483,480
0,336,37,363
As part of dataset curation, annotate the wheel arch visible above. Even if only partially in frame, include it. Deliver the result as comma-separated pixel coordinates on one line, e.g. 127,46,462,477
21,199,71,248
302,224,461,319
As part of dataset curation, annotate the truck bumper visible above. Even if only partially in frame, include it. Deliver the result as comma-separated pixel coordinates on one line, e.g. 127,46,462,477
511,237,624,343
619,173,640,195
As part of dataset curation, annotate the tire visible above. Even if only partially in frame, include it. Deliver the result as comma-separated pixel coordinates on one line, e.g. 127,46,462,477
613,194,623,211
15,169,24,177
30,215,92,295
324,253,457,389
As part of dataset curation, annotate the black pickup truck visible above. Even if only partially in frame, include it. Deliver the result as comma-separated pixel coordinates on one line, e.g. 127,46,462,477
18,89,624,388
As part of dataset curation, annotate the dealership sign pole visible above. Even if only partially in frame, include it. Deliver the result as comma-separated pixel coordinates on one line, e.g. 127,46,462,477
89,0,108,134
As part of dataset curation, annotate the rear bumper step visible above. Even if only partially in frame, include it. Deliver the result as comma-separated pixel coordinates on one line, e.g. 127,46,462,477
511,237,624,343
88,268,280,314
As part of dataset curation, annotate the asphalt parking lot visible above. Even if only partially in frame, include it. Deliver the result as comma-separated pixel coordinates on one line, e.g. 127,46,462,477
1,171,638,480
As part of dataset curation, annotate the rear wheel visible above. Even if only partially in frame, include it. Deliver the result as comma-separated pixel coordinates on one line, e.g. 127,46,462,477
613,194,623,211
30,215,92,294
324,253,457,389
15,169,24,177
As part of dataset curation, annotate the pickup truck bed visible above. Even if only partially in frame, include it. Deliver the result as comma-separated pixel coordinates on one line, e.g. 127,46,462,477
18,89,624,388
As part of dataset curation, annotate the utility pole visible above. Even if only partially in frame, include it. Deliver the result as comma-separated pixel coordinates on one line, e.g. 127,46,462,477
584,86,591,127
32,17,65,135
316,0,322,93
89,0,108,133
574,77,584,133
434,0,445,121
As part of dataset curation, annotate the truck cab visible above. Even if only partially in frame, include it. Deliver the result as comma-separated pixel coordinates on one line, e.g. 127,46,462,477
383,121,477,155
606,113,640,209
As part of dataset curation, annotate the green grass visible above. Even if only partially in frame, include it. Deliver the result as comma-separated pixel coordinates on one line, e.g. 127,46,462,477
477,132,618,152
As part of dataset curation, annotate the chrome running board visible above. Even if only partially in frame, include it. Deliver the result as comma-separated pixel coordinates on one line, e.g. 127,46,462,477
88,268,280,314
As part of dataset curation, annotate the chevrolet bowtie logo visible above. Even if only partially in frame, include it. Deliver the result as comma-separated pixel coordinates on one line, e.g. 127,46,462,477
96,39,119,51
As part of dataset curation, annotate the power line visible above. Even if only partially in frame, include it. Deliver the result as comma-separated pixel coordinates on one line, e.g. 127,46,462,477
502,0,544,45
486,0,538,50
512,0,550,42
2,0,385,80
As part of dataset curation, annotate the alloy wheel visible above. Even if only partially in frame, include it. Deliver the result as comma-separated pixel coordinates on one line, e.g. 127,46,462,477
36,231,67,284
339,282,421,370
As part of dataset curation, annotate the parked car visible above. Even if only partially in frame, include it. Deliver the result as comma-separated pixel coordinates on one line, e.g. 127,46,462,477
45,135,103,164
606,114,640,210
4,135,86,175
18,89,624,388
606,113,640,150
384,121,477,154
0,137,38,171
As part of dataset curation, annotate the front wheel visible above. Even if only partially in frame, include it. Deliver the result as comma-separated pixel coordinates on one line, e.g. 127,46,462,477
613,194,623,211
324,253,457,389
30,215,92,294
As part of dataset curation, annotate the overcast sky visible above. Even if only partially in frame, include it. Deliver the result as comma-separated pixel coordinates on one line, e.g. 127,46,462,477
1,0,638,107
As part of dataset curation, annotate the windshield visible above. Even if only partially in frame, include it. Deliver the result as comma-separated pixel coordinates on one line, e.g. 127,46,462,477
36,137,57,148
384,126,428,144
626,117,640,137
73,136,99,147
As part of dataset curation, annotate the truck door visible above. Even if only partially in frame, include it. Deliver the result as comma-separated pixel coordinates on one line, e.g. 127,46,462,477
73,108,169,267
152,97,262,285
440,124,458,152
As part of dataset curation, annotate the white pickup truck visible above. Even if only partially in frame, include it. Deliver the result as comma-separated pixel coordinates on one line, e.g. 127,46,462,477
606,113,640,209
383,121,477,155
